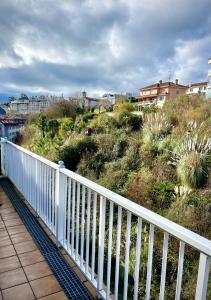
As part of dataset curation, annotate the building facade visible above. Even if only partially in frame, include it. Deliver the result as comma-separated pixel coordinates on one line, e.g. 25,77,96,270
0,116,26,142
137,80,187,109
206,58,211,99
101,93,130,105
10,95,65,114
186,82,207,96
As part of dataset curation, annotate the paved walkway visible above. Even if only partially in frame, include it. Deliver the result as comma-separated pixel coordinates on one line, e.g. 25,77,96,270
0,186,90,300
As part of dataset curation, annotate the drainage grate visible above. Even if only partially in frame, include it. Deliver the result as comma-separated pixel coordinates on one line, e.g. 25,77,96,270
0,178,94,300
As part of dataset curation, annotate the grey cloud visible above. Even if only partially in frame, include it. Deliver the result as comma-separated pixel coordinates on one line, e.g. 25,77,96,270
0,0,210,98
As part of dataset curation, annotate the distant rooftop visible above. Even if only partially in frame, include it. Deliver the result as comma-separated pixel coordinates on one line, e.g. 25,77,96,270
139,80,187,90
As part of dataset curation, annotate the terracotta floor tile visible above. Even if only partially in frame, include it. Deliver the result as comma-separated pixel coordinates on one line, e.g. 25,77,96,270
0,245,16,259
0,267,27,289
0,236,12,248
7,224,27,235
2,283,35,300
0,202,12,209
30,275,61,298
1,213,20,221
0,207,15,215
0,255,21,273
24,261,52,281
0,228,9,238
18,249,44,267
4,218,23,227
38,291,68,300
14,240,37,254
0,221,5,229
10,231,32,244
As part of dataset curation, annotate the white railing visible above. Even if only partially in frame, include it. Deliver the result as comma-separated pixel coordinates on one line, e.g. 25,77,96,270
1,138,211,300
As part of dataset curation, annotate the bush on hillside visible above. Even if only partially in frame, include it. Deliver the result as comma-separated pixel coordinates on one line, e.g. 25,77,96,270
58,136,96,171
113,102,134,112
89,114,118,133
45,101,77,119
173,134,211,189
116,111,142,130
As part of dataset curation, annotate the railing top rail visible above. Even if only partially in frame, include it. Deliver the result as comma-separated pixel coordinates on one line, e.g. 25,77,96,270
4,140,211,257
60,168,211,257
5,140,58,170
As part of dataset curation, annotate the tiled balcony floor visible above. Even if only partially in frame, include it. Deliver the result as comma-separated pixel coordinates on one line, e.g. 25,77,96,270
0,187,97,300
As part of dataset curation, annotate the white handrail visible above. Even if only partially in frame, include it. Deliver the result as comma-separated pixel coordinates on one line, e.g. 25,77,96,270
2,139,211,300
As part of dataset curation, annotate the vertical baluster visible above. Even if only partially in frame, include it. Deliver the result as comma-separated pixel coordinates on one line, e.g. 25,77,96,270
76,182,81,261
52,169,55,233
114,206,122,300
106,201,114,300
71,180,76,256
159,232,169,300
44,164,47,222
41,163,44,219
67,178,72,253
80,186,86,268
145,224,155,300
175,241,185,300
62,177,67,246
46,165,49,224
123,211,132,300
86,189,91,274
91,192,97,281
195,253,211,300
48,167,52,228
133,217,142,300
97,196,106,294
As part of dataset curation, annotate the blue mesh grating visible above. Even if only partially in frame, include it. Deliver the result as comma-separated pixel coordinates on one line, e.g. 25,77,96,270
0,178,94,300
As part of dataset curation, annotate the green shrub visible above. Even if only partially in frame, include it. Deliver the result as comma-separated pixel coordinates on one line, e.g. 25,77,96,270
142,112,171,143
126,168,155,208
59,136,96,171
149,181,176,211
59,118,74,136
89,114,118,133
174,134,211,189
116,111,142,130
113,102,134,112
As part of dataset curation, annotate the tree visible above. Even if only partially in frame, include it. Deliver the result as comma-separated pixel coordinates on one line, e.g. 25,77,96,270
45,101,77,119
38,113,47,137
48,119,60,138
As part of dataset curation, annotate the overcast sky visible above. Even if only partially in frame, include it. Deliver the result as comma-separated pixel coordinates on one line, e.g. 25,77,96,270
0,0,211,99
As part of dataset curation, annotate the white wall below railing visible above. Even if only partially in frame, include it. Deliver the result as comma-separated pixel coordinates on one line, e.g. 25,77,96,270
1,138,211,300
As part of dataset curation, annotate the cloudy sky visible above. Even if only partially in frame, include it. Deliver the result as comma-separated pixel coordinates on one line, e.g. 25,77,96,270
0,0,211,99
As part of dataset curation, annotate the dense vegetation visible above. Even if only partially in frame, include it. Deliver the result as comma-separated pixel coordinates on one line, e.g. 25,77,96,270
19,96,211,299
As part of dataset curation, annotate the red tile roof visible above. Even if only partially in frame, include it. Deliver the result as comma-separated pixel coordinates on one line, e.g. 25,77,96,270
139,81,187,90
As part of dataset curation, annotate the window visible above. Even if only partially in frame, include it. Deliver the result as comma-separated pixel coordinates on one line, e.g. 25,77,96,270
176,90,180,95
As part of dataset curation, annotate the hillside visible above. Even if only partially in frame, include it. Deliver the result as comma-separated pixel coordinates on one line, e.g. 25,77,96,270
19,95,211,299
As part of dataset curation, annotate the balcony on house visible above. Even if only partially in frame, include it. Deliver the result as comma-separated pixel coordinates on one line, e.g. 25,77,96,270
0,139,211,300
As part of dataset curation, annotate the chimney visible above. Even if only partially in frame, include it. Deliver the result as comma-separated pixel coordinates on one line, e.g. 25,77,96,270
175,79,178,85
159,80,162,85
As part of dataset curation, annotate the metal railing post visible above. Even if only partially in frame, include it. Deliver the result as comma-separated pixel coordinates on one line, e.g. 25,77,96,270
1,137,7,176
55,161,65,246
195,253,211,300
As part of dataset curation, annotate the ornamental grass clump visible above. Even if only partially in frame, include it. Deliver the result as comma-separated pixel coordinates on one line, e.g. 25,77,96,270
174,135,211,189
142,112,171,143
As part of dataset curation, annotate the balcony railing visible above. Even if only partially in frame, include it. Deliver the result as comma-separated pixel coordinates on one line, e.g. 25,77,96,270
1,138,211,300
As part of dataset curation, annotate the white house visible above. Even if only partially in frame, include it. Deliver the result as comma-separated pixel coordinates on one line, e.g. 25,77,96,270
186,82,207,96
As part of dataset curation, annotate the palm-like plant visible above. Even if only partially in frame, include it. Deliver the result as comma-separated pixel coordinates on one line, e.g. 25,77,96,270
173,134,211,189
